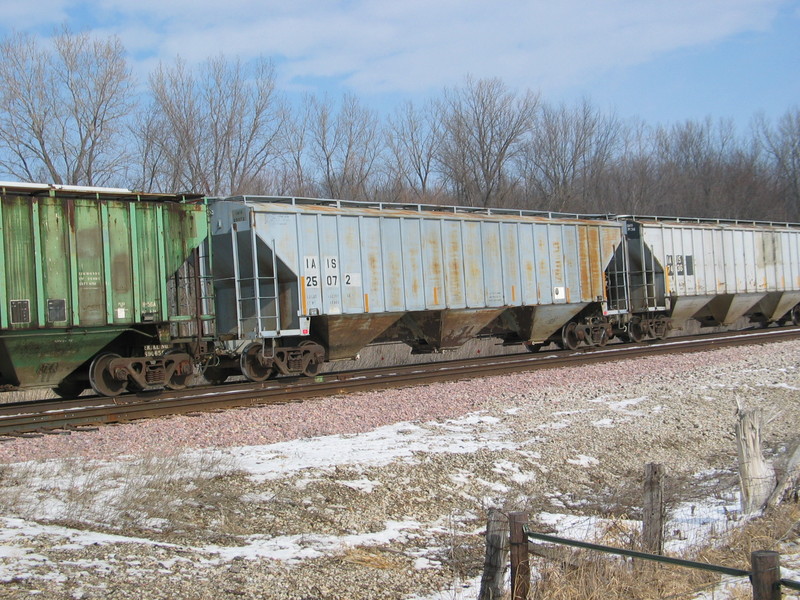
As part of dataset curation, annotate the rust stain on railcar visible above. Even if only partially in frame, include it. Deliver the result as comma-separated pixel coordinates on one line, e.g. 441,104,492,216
446,226,464,304
430,250,443,281
469,261,482,284
367,252,381,307
409,244,421,297
427,234,444,305
537,232,551,295
524,260,534,281
343,227,358,248
386,249,404,308
368,252,380,275
577,226,592,299
589,227,604,298
551,239,563,284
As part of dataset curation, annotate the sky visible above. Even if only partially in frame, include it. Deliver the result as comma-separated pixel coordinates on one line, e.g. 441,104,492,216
0,0,797,129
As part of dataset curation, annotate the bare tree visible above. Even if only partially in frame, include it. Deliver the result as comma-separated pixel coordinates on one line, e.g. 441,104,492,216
596,119,661,215
269,97,317,197
307,94,382,201
140,55,285,195
435,77,539,207
0,29,134,186
384,100,443,202
756,108,800,220
518,99,620,212
130,107,171,193
651,117,742,216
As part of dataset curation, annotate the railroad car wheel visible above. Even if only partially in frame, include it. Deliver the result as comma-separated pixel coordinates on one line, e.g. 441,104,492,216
240,343,277,382
792,306,800,326
627,318,644,343
561,322,580,350
164,351,191,390
300,340,323,377
89,353,128,397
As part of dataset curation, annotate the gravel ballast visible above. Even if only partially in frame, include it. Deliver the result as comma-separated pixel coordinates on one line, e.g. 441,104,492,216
1,340,799,599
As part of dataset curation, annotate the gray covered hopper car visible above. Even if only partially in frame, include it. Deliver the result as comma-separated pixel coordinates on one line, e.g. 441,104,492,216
208,196,625,381
608,217,800,339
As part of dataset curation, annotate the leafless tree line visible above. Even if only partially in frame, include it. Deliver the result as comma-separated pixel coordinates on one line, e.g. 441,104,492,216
0,29,798,220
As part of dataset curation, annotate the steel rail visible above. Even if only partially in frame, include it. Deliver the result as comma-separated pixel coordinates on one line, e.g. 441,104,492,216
1,326,799,437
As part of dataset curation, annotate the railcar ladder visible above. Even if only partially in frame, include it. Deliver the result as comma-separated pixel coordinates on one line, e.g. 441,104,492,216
605,241,630,314
168,243,217,348
621,222,667,312
231,227,281,339
196,241,217,339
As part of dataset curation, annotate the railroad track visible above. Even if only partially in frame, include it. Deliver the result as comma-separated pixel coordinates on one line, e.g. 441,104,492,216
2,327,799,437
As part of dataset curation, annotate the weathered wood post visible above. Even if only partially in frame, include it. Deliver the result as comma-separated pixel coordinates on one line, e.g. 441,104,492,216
766,440,800,510
751,550,781,600
642,463,665,554
509,511,530,600
479,509,508,600
736,408,777,513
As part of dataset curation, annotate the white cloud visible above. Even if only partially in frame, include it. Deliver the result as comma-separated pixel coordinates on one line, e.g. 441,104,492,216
0,0,787,97
0,0,69,31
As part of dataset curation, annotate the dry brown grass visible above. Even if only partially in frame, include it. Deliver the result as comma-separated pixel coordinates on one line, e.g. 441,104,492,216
0,450,243,539
530,502,800,600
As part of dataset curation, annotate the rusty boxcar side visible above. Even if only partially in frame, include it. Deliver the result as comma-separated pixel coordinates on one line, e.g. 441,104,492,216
0,182,212,395
209,196,625,379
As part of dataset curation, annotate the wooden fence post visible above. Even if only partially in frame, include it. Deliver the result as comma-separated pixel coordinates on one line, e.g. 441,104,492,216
642,463,665,554
509,511,530,600
479,509,508,600
751,550,781,600
737,409,777,513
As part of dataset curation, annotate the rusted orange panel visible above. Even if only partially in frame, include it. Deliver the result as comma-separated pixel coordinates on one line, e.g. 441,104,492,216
577,225,597,300
444,222,465,306
589,227,602,297
408,244,421,298
601,227,621,256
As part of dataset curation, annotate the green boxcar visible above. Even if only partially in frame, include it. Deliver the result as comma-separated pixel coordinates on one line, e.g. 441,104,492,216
0,182,211,395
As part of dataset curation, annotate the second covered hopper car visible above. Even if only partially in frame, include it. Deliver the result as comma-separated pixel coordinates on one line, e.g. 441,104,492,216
607,216,800,340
